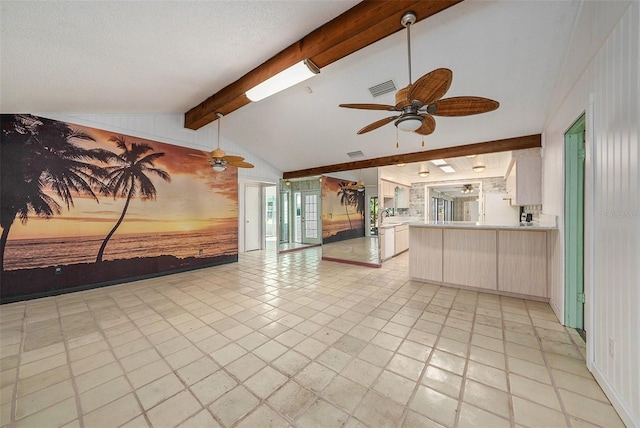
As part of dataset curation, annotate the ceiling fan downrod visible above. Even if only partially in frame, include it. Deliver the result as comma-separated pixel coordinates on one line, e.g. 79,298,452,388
401,11,417,86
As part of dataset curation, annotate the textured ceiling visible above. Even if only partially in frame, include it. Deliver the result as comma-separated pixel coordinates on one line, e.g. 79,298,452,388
1,1,584,174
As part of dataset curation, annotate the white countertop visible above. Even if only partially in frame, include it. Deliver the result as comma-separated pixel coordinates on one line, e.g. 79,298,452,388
408,222,557,231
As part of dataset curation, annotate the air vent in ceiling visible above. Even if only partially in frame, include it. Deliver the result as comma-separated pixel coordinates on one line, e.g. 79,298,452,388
368,80,396,97
347,150,364,159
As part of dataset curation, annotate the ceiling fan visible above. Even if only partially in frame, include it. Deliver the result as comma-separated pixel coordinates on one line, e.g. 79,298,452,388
460,184,475,194
209,113,254,172
342,180,365,192
339,11,499,136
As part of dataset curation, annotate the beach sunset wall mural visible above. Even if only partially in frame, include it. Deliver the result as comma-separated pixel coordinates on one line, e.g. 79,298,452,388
1,114,238,301
321,175,365,244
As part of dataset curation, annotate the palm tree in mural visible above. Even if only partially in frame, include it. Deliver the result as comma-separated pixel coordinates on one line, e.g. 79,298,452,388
337,182,357,229
0,114,112,271
96,136,171,262
354,189,366,219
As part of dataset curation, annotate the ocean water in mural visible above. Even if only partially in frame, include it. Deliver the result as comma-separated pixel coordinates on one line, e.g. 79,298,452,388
0,114,239,300
3,228,237,271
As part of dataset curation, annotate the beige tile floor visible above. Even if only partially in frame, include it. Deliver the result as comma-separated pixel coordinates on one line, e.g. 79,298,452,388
0,248,625,428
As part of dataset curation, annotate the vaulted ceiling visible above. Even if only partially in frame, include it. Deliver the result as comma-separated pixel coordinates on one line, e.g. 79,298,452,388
1,1,583,176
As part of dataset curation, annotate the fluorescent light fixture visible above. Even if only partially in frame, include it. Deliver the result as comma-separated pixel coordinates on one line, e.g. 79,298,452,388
246,59,320,102
473,165,486,172
440,165,456,173
431,159,447,166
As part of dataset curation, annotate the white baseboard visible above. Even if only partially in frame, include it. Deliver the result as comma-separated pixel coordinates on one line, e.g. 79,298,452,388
590,363,638,428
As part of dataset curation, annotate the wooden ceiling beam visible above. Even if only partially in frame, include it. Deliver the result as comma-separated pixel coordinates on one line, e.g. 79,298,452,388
184,0,462,130
282,134,541,179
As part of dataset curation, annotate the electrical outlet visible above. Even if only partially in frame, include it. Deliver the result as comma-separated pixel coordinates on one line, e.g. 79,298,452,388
198,249,203,256
609,339,615,358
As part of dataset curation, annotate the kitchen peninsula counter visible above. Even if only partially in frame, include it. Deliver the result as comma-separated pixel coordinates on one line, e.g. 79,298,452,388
409,223,557,301
408,221,557,231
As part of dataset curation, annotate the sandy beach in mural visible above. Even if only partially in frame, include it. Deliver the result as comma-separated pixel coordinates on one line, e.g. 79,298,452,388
321,176,365,243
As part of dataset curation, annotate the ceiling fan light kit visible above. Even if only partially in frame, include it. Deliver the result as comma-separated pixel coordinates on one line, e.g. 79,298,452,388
212,162,227,172
339,11,499,138
472,165,486,172
245,59,320,102
210,113,254,171
419,170,429,177
395,114,424,131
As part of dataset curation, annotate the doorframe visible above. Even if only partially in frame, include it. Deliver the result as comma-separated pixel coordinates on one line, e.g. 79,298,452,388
564,113,586,333
300,189,322,245
238,180,277,253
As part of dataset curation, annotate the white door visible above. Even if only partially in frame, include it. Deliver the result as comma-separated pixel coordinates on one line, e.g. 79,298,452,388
245,184,261,251
301,190,321,245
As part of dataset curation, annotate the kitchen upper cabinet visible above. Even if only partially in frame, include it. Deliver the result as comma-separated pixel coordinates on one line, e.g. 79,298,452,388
382,180,395,198
396,185,410,209
506,155,542,205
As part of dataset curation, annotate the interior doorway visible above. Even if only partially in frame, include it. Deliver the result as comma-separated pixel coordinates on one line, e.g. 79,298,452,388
244,184,261,251
300,190,321,245
264,185,277,250
564,113,586,336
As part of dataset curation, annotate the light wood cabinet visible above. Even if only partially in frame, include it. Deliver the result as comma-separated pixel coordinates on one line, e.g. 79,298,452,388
506,156,542,205
498,230,547,297
409,226,553,300
396,185,409,209
394,225,409,254
443,229,497,290
409,227,442,282
382,180,395,197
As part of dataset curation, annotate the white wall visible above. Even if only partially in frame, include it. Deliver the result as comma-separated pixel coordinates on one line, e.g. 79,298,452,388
542,3,639,426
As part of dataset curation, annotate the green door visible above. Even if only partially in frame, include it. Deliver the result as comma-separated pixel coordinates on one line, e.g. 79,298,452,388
564,114,585,331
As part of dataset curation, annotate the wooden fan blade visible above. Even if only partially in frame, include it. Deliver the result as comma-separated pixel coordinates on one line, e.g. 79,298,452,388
414,114,436,136
228,161,254,168
428,96,499,116
395,86,411,109
339,103,398,111
223,155,244,163
357,116,399,134
408,68,453,105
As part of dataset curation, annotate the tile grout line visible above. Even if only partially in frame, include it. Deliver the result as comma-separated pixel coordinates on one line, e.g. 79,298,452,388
57,299,86,428
81,292,154,428
8,303,27,427
527,301,573,427
452,289,479,428
500,296,517,428
397,282,453,428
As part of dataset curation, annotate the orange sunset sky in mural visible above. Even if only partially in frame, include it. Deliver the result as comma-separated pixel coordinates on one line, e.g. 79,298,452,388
8,125,238,240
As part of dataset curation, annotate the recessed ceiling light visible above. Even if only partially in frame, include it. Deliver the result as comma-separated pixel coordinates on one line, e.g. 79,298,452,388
440,165,456,173
431,159,447,166
473,165,486,172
